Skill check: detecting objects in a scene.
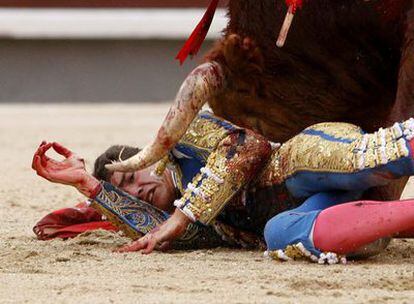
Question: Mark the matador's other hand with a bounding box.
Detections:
[117,209,191,254]
[32,141,100,197]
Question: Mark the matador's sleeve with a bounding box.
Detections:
[173,129,272,225]
[89,181,169,239]
[89,181,232,249]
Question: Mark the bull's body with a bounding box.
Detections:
[208,0,412,142]
[109,0,414,202]
[204,0,414,201]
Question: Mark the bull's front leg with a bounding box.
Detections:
[106,61,225,172]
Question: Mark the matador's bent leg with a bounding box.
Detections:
[106,62,225,172]
[313,199,414,255]
[264,193,414,264]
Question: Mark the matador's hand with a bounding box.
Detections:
[117,209,191,254]
[32,141,100,197]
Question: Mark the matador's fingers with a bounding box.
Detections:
[40,150,58,167]
[52,142,73,158]
[32,149,40,170]
[157,241,172,252]
[32,155,41,171]
[34,143,53,167]
[141,238,158,254]
[116,238,148,253]
[32,141,48,169]
[33,155,50,180]
[37,142,53,156]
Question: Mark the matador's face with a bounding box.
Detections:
[110,164,177,214]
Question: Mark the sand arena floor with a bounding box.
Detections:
[1,103,414,304]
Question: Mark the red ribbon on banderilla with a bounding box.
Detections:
[175,0,219,65]
[176,0,305,64]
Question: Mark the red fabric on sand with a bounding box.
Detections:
[33,202,117,240]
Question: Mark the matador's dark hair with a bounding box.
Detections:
[93,145,141,181]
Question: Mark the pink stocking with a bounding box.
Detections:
[313,199,414,254]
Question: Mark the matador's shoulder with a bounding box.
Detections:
[162,111,246,195]
[177,111,244,152]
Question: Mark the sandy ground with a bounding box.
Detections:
[1,103,414,304]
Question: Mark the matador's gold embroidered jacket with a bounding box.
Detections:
[167,112,413,241]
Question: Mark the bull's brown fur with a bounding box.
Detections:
[205,0,414,200]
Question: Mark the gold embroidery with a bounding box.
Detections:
[171,165,185,195]
[267,242,347,265]
[169,111,238,196]
[179,113,237,150]
[165,112,237,195]
[176,130,271,224]
[153,155,170,177]
[90,183,168,239]
[184,150,241,224]
[259,122,409,185]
